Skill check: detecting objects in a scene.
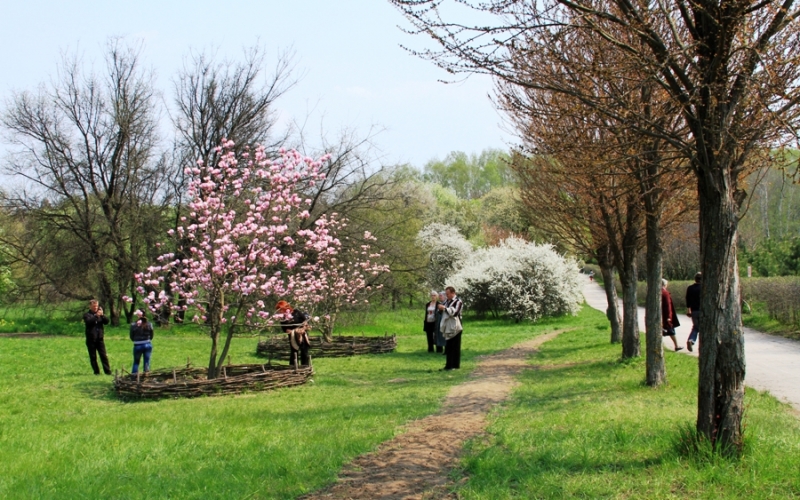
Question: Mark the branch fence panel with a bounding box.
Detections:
[256,334,397,359]
[113,362,313,400]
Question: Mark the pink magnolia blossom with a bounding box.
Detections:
[128,141,388,376]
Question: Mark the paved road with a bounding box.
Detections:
[583,277,800,413]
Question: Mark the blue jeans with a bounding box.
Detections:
[688,311,700,344]
[132,342,152,373]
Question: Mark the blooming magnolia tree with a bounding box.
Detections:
[449,237,582,322]
[130,141,385,378]
[416,223,473,289]
[288,222,388,340]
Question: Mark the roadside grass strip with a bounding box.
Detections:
[457,309,800,499]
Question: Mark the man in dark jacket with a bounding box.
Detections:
[685,272,702,352]
[83,300,111,375]
[276,300,311,367]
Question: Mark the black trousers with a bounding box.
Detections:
[86,337,111,374]
[425,327,436,352]
[290,342,310,366]
[444,332,462,369]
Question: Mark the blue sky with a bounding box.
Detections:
[0,1,513,170]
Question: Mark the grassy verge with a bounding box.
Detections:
[457,308,800,499]
[0,306,565,499]
[742,301,800,341]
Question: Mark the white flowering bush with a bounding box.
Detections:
[449,237,583,322]
[416,223,473,289]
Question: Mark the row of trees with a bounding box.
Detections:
[391,0,800,453]
[0,38,530,325]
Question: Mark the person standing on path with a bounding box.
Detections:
[439,286,463,370]
[661,280,683,352]
[83,300,111,375]
[685,272,702,352]
[435,291,447,355]
[129,312,154,374]
[423,291,441,353]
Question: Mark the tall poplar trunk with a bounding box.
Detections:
[597,245,622,343]
[618,257,640,358]
[644,211,666,386]
[599,265,622,343]
[696,171,745,452]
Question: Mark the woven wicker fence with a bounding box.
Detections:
[113,362,313,400]
[256,334,397,360]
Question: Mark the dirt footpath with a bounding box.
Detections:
[301,329,567,500]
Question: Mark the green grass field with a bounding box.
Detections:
[0,306,566,499]
[1,305,799,499]
[458,317,800,499]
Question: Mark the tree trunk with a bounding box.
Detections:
[618,257,640,358]
[207,300,224,379]
[696,173,746,452]
[644,211,666,386]
[598,263,622,343]
[207,328,220,379]
[323,310,337,342]
[216,324,236,376]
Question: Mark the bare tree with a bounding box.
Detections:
[513,150,625,344]
[159,46,296,322]
[1,39,171,325]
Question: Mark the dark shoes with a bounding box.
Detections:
[675,346,684,352]
[686,341,694,352]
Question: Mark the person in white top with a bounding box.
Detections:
[423,290,439,352]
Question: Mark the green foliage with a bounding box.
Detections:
[426,183,483,239]
[0,228,17,304]
[423,149,514,200]
[739,156,800,250]
[739,237,800,277]
[457,308,800,499]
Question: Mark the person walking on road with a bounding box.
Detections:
[661,280,683,352]
[83,300,112,375]
[685,272,702,352]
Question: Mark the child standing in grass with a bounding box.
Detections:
[129,312,154,374]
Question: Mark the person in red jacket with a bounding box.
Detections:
[661,279,683,352]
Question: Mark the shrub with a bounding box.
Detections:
[416,223,473,289]
[449,237,582,322]
[739,238,800,277]
[742,277,800,327]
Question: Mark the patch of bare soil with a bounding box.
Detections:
[301,329,570,500]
